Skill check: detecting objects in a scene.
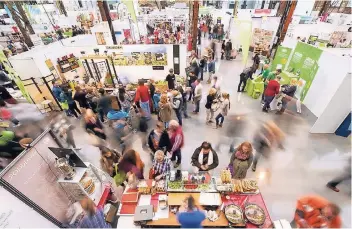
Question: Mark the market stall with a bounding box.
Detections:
[117,170,272,228]
[0,128,117,227]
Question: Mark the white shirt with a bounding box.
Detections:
[194,83,203,101]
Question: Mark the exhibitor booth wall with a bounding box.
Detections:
[270,40,351,135]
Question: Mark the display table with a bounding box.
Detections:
[280,71,299,85]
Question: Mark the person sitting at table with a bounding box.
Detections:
[229,142,253,179]
[150,150,171,181]
[177,195,206,228]
[191,141,219,174]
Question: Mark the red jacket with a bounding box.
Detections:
[264,80,280,97]
[135,85,150,103]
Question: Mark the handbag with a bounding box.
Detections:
[113,163,126,187]
[60,102,69,110]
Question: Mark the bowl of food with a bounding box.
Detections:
[244,203,266,225]
[224,204,244,225]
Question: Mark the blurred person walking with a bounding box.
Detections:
[60,87,81,118]
[78,197,111,228]
[168,120,184,168]
[73,86,89,109]
[83,109,106,140]
[291,195,341,228]
[135,80,151,118]
[193,79,203,114]
[177,196,206,228]
[326,157,351,193]
[97,88,112,122]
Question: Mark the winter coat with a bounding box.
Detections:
[148,129,171,153]
[158,102,172,122]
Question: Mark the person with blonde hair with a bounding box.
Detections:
[79,197,111,228]
[158,94,172,128]
[205,88,217,124]
[229,142,253,179]
[215,92,230,128]
[168,120,184,168]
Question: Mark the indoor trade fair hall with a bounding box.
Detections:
[0,0,350,228]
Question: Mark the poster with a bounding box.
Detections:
[251,28,274,53]
[271,46,292,71]
[286,42,322,101]
[112,45,167,66]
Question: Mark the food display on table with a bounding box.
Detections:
[220,169,232,184]
[245,203,266,225]
[167,180,184,191]
[138,180,155,194]
[224,204,244,225]
[155,180,166,192]
[205,210,219,222]
[154,80,168,92]
[80,176,96,195]
[232,179,259,194]
[215,177,233,192]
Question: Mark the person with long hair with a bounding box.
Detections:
[99,146,121,177]
[229,142,253,179]
[118,149,144,179]
[117,87,132,113]
[177,196,206,228]
[158,94,172,128]
[78,197,111,228]
[215,92,230,128]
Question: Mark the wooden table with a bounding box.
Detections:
[145,193,229,227]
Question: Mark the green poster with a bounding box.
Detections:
[0,51,32,103]
[287,42,322,101]
[271,46,292,71]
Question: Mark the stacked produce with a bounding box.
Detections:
[220,169,232,184]
[138,180,155,194]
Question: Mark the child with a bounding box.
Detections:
[215,93,230,128]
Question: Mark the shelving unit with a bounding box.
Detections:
[57,55,80,73]
[57,163,106,205]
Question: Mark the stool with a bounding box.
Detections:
[40,100,53,114]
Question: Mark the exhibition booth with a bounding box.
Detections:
[0,129,116,228]
[7,34,187,109]
[267,41,351,135]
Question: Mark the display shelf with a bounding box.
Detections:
[57,167,87,183]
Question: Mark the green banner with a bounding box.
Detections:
[232,19,252,65]
[0,51,32,103]
[271,46,292,71]
[287,42,322,101]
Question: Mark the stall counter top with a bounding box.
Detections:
[168,192,221,206]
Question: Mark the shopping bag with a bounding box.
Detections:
[113,164,126,187]
[60,102,69,110]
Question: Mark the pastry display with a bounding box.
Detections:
[215,177,233,192]
[232,179,259,193]
[224,204,244,225]
[137,180,155,194]
[245,204,266,225]
[220,169,232,184]
[155,180,166,192]
[80,177,95,195]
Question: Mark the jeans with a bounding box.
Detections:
[208,33,212,40]
[204,64,208,72]
[206,108,214,122]
[215,113,224,125]
[261,85,267,101]
[174,109,183,126]
[225,49,231,59]
[237,78,247,92]
[194,100,200,112]
[199,67,204,80]
[183,102,189,118]
[140,100,151,118]
[263,95,275,111]
[68,102,81,118]
[171,148,181,164]
[98,109,105,122]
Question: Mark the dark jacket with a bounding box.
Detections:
[148,129,171,153]
[282,84,297,97]
[205,94,214,109]
[240,67,253,80]
[191,147,219,171]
